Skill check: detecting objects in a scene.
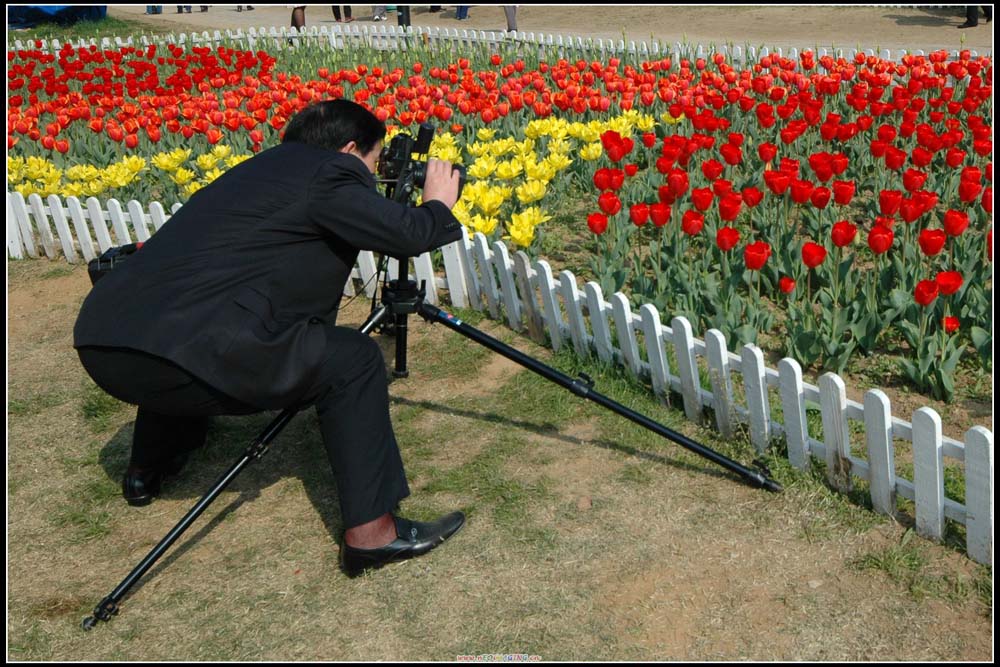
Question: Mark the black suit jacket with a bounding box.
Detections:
[74,141,464,408]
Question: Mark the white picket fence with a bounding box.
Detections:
[6,191,994,566]
[10,23,988,65]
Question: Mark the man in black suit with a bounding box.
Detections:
[74,100,466,576]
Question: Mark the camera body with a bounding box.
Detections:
[377,123,466,203]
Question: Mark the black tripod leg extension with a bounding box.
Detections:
[82,305,395,630]
[417,303,783,494]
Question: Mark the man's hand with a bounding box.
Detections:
[422,159,461,210]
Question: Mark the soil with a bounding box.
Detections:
[107,4,993,56]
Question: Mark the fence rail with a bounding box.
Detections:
[6,191,994,566]
[10,24,988,64]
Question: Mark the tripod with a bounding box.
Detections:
[82,250,782,630]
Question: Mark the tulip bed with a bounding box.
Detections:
[6,37,993,401]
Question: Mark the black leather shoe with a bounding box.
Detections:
[340,511,465,577]
[121,452,190,506]
[957,21,978,28]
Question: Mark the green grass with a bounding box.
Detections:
[80,381,128,433]
[10,16,174,42]
[8,389,71,417]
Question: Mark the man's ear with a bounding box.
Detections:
[339,140,359,155]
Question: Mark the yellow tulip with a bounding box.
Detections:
[467,155,498,180]
[507,220,535,248]
[63,182,86,198]
[210,144,232,160]
[65,165,101,182]
[170,168,196,186]
[225,154,252,168]
[544,153,573,171]
[494,160,523,180]
[196,154,220,171]
[470,213,499,236]
[525,160,556,182]
[466,140,490,158]
[579,142,603,161]
[202,168,225,184]
[515,179,546,204]
[8,156,26,183]
[184,181,204,197]
[151,152,178,172]
[475,185,511,216]
[476,127,496,142]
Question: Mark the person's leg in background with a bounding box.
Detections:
[503,5,517,31]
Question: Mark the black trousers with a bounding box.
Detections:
[966,5,992,24]
[77,325,410,529]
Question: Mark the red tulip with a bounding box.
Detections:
[918,229,947,256]
[763,170,791,195]
[641,132,656,148]
[716,226,740,252]
[779,276,796,294]
[650,202,671,227]
[681,210,705,236]
[942,209,969,237]
[712,179,733,198]
[587,212,609,235]
[598,192,622,216]
[884,146,906,170]
[757,142,778,162]
[789,179,815,205]
[831,220,857,247]
[914,279,939,307]
[959,179,982,203]
[942,316,960,334]
[744,241,772,270]
[982,187,993,214]
[718,193,743,221]
[867,225,894,254]
[899,198,924,224]
[935,270,963,295]
[810,186,831,209]
[629,203,649,227]
[723,185,753,210]
[702,159,724,181]
[879,189,903,215]
[719,142,742,165]
[902,169,928,192]
[802,242,827,269]
[667,169,689,196]
[124,133,139,149]
[624,164,638,177]
[946,148,967,168]
[827,181,855,207]
[691,187,714,211]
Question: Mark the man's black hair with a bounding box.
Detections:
[282,99,386,154]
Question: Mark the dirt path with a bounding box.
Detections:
[109,4,993,55]
[5,256,992,662]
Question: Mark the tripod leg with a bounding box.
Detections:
[417,303,782,493]
[83,306,397,630]
[82,408,296,629]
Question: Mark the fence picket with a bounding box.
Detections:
[457,235,482,311]
[964,426,993,565]
[473,233,500,319]
[639,304,671,404]
[493,242,522,331]
[513,251,545,344]
[864,390,896,516]
[705,329,735,439]
[671,316,703,423]
[559,271,589,357]
[106,199,133,245]
[356,250,378,298]
[126,200,152,242]
[778,358,810,470]
[584,282,613,364]
[535,260,564,352]
[7,194,25,259]
[27,194,58,259]
[9,193,38,258]
[414,250,438,305]
[610,293,641,377]
[149,201,170,232]
[440,238,469,309]
[45,195,79,263]
[819,373,853,492]
[85,197,114,252]
[742,344,771,453]
[913,408,945,541]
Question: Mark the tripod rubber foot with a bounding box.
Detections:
[81,616,98,631]
[763,478,783,493]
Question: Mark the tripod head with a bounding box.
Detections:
[376,122,466,204]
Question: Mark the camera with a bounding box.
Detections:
[377,122,466,203]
